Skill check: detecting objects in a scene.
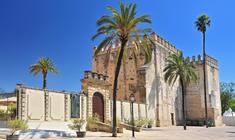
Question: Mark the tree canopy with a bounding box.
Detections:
[195,14,211,33]
[29,57,58,89]
[164,52,197,86]
[220,82,235,114]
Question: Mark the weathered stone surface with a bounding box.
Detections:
[92,32,222,127]
[16,85,73,121]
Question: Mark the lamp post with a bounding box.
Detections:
[130,93,135,138]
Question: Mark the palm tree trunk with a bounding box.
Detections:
[43,73,47,89]
[180,78,187,130]
[112,38,127,137]
[123,60,127,100]
[203,32,208,128]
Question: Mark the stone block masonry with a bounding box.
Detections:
[92,32,223,127]
[16,84,73,121]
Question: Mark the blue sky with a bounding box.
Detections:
[0,0,234,92]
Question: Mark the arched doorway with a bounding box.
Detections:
[92,92,104,122]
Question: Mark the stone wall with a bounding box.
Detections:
[186,55,223,126]
[91,32,222,127]
[81,71,110,122]
[16,82,148,125]
[16,84,71,121]
[142,39,183,127]
[122,101,131,121]
[110,100,147,122]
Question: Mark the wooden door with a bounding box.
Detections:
[92,92,104,122]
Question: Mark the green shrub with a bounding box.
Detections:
[7,103,16,119]
[198,120,204,126]
[192,120,198,126]
[124,118,130,125]
[123,118,147,127]
[186,120,192,126]
[69,119,86,132]
[0,103,17,120]
[135,118,147,127]
[106,117,121,127]
[116,118,121,127]
[186,120,210,126]
[0,109,7,120]
[8,119,28,135]
[148,119,154,126]
[208,120,215,127]
[87,113,100,131]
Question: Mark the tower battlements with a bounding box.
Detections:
[84,71,109,81]
[205,55,219,69]
[151,32,181,54]
[93,32,182,56]
[190,55,218,69]
[190,55,203,64]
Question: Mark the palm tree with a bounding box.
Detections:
[195,14,211,128]
[92,2,154,137]
[29,57,58,89]
[164,52,197,130]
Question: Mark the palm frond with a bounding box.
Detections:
[29,57,58,76]
[94,35,114,57]
[92,1,154,76]
[164,52,197,87]
[195,14,211,33]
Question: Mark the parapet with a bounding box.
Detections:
[84,70,109,81]
[151,32,181,54]
[190,55,218,69]
[190,55,203,64]
[205,55,219,68]
[16,84,78,94]
[93,44,118,57]
[93,32,181,56]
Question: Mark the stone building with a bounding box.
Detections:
[186,55,222,126]
[14,32,222,128]
[92,32,222,126]
[15,80,147,124]
[0,92,16,111]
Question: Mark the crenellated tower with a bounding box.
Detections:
[186,55,222,126]
[90,32,222,127]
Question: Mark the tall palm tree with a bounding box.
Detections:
[92,2,154,137]
[29,57,58,89]
[164,52,197,130]
[195,14,211,128]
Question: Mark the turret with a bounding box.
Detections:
[151,32,181,54]
[84,71,109,81]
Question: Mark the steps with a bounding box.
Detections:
[20,121,77,139]
[0,128,10,139]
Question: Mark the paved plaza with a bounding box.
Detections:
[1,126,232,140]
[47,126,235,140]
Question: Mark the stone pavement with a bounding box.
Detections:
[1,126,235,140]
[41,126,235,140]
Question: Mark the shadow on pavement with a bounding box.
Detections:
[227,131,235,134]
[142,128,163,131]
[20,129,75,139]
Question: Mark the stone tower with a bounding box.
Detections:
[92,43,146,102]
[186,55,222,126]
[91,32,222,127]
